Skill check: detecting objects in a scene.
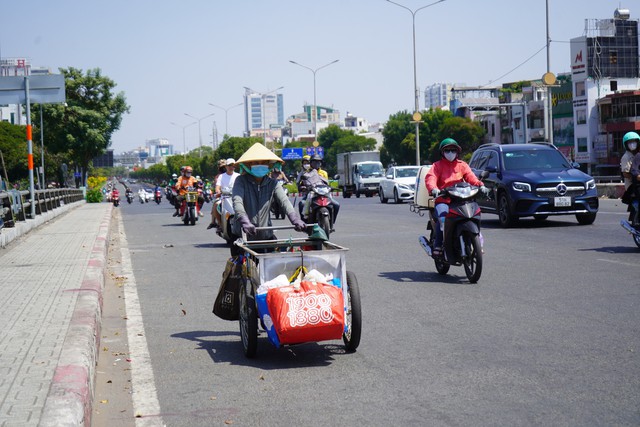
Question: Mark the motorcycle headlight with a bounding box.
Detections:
[314,186,331,196]
[586,179,595,190]
[512,181,531,192]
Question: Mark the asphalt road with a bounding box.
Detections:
[104,187,640,426]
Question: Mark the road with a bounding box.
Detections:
[96,187,640,426]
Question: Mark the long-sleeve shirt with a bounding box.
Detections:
[232,174,294,241]
[425,159,483,203]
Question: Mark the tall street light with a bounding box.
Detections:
[387,0,446,166]
[208,102,243,136]
[184,112,215,157]
[244,86,284,148]
[170,121,197,158]
[289,59,339,144]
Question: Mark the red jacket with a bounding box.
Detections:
[425,159,483,203]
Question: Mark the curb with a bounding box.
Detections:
[39,204,113,427]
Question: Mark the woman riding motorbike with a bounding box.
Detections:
[425,138,488,257]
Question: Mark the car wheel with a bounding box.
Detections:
[576,212,596,225]
[379,187,388,203]
[393,188,401,204]
[498,192,517,228]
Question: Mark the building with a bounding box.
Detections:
[570,8,640,171]
[450,86,503,145]
[424,82,458,110]
[243,88,284,142]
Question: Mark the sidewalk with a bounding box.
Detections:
[0,202,112,427]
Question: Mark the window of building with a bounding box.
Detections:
[610,80,618,91]
[577,137,588,152]
[576,109,587,125]
[491,123,495,137]
[609,50,618,64]
[575,81,586,97]
[514,118,521,130]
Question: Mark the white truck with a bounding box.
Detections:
[336,151,384,198]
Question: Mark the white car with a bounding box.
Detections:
[379,165,423,204]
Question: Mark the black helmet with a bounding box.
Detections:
[311,154,322,162]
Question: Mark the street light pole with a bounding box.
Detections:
[387,0,446,166]
[170,121,197,159]
[209,102,243,137]
[289,59,339,143]
[184,112,215,157]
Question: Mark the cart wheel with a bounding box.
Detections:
[239,278,258,358]
[343,271,362,353]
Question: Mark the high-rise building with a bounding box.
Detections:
[243,88,284,141]
[424,82,459,110]
[570,8,640,170]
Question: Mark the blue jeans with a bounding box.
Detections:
[433,203,449,248]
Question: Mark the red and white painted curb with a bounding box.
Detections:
[39,205,112,427]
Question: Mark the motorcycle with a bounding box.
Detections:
[180,186,199,226]
[112,192,120,207]
[302,184,335,239]
[154,189,162,204]
[126,191,134,204]
[203,187,213,203]
[418,182,483,283]
[620,199,640,248]
[215,187,236,244]
[270,180,289,220]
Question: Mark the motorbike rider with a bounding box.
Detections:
[621,132,639,191]
[125,187,132,198]
[425,138,488,257]
[231,143,306,253]
[208,158,240,230]
[298,154,340,226]
[111,187,120,201]
[173,166,204,217]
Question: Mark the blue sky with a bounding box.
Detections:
[1,0,625,153]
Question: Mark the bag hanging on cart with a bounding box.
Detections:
[213,256,244,320]
[267,280,344,345]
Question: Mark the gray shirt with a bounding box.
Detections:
[232,174,295,240]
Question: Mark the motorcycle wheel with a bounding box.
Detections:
[239,278,258,358]
[633,233,640,249]
[462,233,483,283]
[317,209,331,239]
[189,207,196,225]
[343,270,362,353]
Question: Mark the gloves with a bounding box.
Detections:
[480,185,490,195]
[237,215,256,236]
[287,212,307,232]
[431,188,440,198]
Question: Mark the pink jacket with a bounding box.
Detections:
[425,159,483,203]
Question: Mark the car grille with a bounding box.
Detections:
[535,182,585,197]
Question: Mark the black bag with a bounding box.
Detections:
[213,256,244,320]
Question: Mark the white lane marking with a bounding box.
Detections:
[118,215,165,427]
[597,258,640,268]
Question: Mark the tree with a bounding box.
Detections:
[0,122,29,184]
[428,116,486,163]
[34,67,129,187]
[215,136,262,165]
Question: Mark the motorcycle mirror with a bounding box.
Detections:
[480,170,490,180]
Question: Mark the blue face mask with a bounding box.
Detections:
[250,165,270,178]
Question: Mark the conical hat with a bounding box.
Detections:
[236,143,284,164]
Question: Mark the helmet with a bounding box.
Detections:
[195,175,200,180]
[217,159,226,168]
[302,155,311,162]
[172,173,177,178]
[311,154,322,162]
[185,166,193,173]
[439,138,461,153]
[623,131,640,148]
[180,166,186,172]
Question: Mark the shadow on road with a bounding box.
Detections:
[578,245,639,254]
[171,330,347,368]
[378,270,472,285]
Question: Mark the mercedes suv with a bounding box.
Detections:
[469,143,598,227]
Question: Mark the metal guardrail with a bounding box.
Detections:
[0,188,84,228]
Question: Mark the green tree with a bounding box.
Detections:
[34,67,129,187]
[0,122,29,184]
[215,136,262,165]
[324,134,376,176]
[428,116,486,163]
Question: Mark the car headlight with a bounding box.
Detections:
[586,179,595,190]
[512,181,531,192]
[398,184,411,190]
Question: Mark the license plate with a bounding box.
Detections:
[554,196,571,207]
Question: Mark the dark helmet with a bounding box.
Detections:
[439,138,461,153]
[311,154,323,162]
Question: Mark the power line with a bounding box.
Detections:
[481,44,547,88]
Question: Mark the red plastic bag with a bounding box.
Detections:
[267,281,344,345]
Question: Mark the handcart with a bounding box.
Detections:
[235,225,362,358]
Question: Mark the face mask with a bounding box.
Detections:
[186,173,192,177]
[250,165,270,178]
[628,142,637,151]
[444,152,457,162]
[303,163,310,170]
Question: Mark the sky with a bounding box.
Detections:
[0,0,628,154]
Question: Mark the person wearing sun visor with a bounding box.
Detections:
[231,143,306,251]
